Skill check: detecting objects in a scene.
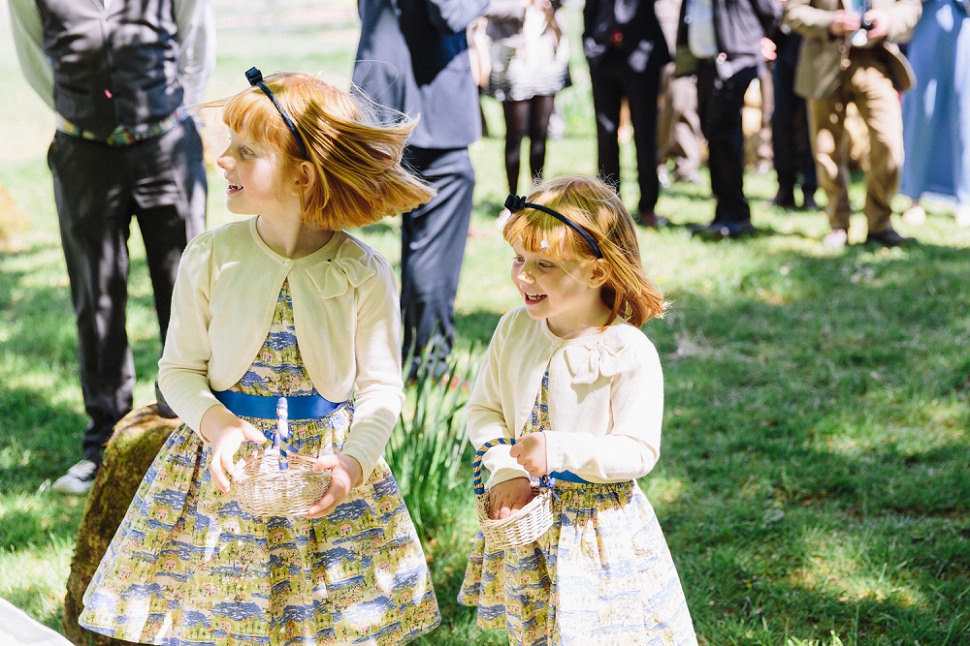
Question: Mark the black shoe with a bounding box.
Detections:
[866,228,916,248]
[769,189,796,208]
[155,381,178,419]
[637,212,670,228]
[691,221,756,240]
[801,193,819,211]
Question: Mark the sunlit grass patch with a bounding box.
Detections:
[791,527,923,608]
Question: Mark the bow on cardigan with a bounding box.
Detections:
[306,257,376,299]
[562,342,634,385]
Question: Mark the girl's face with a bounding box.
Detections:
[217,129,294,217]
[510,240,608,338]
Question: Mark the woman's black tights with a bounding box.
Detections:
[502,94,556,195]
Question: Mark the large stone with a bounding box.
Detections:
[61,405,180,646]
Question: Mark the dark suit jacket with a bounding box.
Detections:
[674,0,781,77]
[353,0,488,150]
[583,0,672,72]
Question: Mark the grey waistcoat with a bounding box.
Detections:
[37,0,184,138]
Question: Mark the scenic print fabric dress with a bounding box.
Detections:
[79,281,440,646]
[459,372,697,646]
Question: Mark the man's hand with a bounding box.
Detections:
[862,9,892,40]
[302,454,364,518]
[509,433,548,477]
[761,37,777,62]
[829,9,862,36]
[487,477,534,520]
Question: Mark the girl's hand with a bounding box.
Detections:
[302,454,364,518]
[509,433,548,477]
[488,477,534,520]
[200,406,267,494]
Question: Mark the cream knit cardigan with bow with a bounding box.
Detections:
[468,307,664,489]
[158,217,404,481]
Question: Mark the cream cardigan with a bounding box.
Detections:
[157,217,404,480]
[467,307,663,489]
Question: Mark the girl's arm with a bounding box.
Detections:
[331,255,405,488]
[466,314,531,488]
[157,232,226,433]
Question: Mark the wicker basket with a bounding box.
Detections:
[233,449,330,517]
[473,437,554,550]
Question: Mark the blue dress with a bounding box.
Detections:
[79,282,440,645]
[900,0,970,207]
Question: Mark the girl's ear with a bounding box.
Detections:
[587,259,610,288]
[291,160,316,196]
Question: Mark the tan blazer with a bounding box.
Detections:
[784,0,921,99]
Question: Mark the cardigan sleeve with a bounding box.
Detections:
[157,232,223,435]
[338,254,405,482]
[544,333,663,481]
[466,312,531,488]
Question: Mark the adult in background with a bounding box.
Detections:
[655,0,703,187]
[483,0,571,196]
[584,0,672,228]
[9,0,213,494]
[768,5,818,210]
[354,0,489,380]
[784,0,922,248]
[899,0,970,228]
[675,0,782,240]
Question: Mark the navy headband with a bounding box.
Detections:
[245,67,308,158]
[504,194,604,259]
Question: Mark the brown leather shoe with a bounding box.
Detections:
[866,228,916,248]
[637,212,670,228]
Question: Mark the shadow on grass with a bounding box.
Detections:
[646,242,970,644]
[0,242,169,490]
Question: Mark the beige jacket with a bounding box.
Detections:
[157,218,404,480]
[784,0,921,99]
[468,307,664,489]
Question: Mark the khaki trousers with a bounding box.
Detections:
[658,63,702,180]
[807,49,903,234]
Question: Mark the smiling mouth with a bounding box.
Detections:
[524,292,546,303]
[227,183,243,192]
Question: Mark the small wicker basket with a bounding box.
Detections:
[233,449,331,517]
[231,396,330,517]
[473,437,554,550]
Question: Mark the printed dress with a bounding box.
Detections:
[458,373,697,646]
[79,281,440,646]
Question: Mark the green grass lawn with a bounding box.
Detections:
[2,4,970,645]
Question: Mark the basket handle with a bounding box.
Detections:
[472,437,515,495]
[472,436,552,495]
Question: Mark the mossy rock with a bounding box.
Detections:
[62,405,181,646]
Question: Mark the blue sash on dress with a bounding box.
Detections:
[213,390,345,421]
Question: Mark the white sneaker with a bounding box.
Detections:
[822,228,848,249]
[956,206,970,228]
[52,459,99,495]
[902,204,926,225]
